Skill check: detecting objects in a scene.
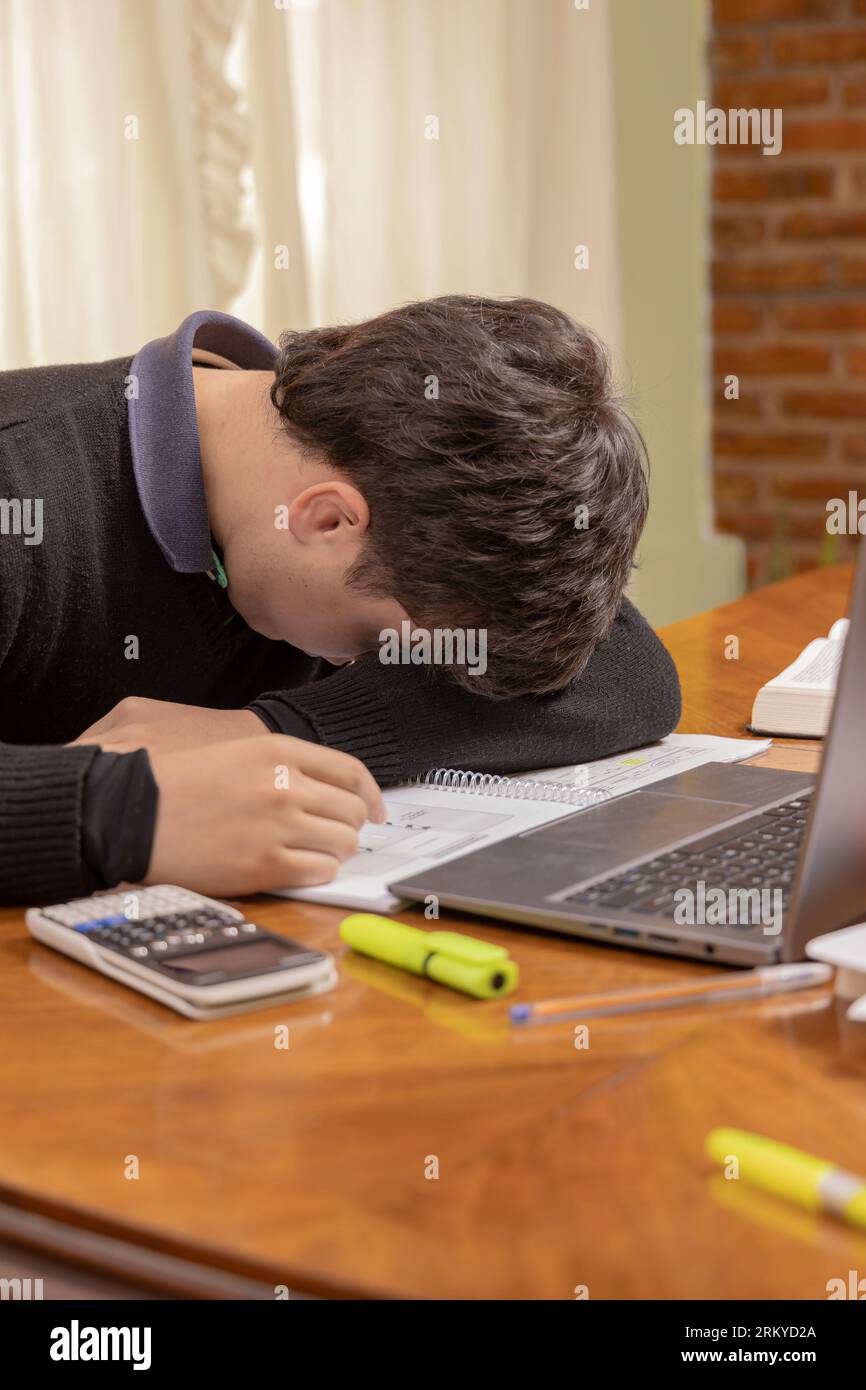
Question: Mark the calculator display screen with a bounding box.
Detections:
[162,939,314,979]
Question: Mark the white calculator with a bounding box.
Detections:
[26,885,337,1019]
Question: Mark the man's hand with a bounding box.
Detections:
[146,735,387,896]
[71,697,267,756]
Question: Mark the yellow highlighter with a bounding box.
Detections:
[706,1127,866,1231]
[339,914,518,1000]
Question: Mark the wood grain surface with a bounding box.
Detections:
[0,563,862,1299]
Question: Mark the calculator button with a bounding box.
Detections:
[151,941,168,953]
[145,915,179,933]
[221,926,239,937]
[131,946,149,958]
[71,914,128,933]
[241,923,257,934]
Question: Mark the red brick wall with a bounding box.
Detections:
[710,0,866,586]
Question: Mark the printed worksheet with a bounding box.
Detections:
[274,733,771,913]
[524,733,772,797]
[276,787,587,912]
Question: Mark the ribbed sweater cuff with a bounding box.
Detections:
[248,667,404,785]
[0,743,100,905]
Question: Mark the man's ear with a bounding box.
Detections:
[288,480,370,546]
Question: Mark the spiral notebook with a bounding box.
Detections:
[275,733,769,914]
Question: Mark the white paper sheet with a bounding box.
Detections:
[273,733,771,914]
[523,732,772,795]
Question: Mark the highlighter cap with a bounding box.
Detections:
[425,949,519,1000]
[340,915,518,999]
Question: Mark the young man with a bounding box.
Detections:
[0,296,680,905]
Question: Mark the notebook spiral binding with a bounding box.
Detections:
[414,768,610,806]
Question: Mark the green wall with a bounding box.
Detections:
[610,0,743,625]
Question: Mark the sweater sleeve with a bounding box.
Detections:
[0,742,102,905]
[247,597,682,786]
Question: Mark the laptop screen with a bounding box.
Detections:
[786,538,866,960]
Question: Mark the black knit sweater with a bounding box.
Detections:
[0,356,681,904]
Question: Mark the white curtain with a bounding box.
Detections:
[241,0,624,359]
[1,0,621,370]
[313,0,623,358]
[0,0,308,366]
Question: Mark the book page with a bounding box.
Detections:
[766,638,843,691]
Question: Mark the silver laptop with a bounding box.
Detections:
[391,541,866,966]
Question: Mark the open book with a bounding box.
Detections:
[274,733,770,914]
[750,618,848,739]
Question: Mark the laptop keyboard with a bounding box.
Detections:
[561,793,812,923]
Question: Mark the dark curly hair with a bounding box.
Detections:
[270,295,649,698]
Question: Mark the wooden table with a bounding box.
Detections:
[1,563,863,1300]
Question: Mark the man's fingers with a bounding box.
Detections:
[289,741,386,821]
[274,848,344,889]
[291,775,371,831]
[283,811,360,863]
